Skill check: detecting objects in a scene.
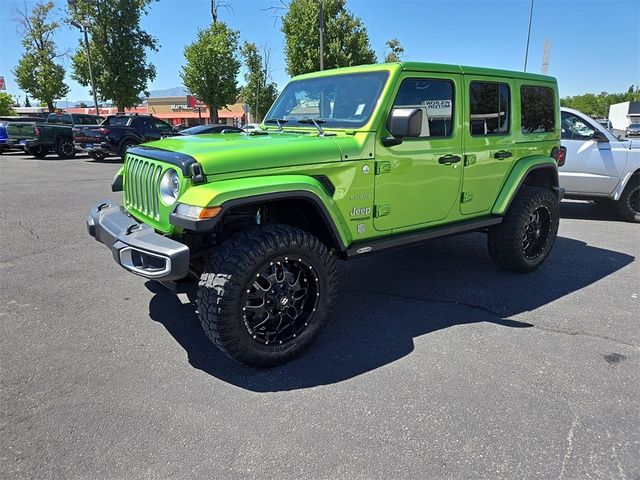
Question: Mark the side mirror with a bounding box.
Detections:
[382,108,423,147]
[593,130,609,143]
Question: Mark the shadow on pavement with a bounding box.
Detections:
[147,234,634,391]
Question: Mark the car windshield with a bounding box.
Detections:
[629,123,640,128]
[266,71,389,129]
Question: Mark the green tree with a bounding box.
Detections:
[69,0,158,111]
[181,22,240,123]
[12,1,69,112]
[0,92,16,115]
[384,38,404,63]
[240,42,278,123]
[560,87,640,118]
[281,0,376,76]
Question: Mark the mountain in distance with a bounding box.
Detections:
[146,87,189,98]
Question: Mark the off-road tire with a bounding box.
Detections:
[488,186,559,273]
[119,140,135,159]
[26,146,48,158]
[55,137,76,159]
[197,224,338,367]
[617,175,640,223]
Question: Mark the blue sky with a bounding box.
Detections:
[0,0,638,104]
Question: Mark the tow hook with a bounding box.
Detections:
[97,201,111,212]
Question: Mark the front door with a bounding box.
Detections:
[461,76,516,215]
[374,74,463,231]
[560,110,622,195]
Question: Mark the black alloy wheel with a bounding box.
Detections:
[56,138,76,159]
[522,206,552,260]
[242,257,320,346]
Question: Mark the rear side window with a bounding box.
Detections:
[520,85,555,133]
[106,116,131,127]
[469,81,510,135]
[392,78,454,138]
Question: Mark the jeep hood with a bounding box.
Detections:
[143,132,347,176]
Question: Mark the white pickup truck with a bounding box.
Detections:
[560,107,640,222]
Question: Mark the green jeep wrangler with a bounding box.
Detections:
[87,62,564,367]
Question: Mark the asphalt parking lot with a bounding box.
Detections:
[1,151,639,479]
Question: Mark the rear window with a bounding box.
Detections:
[520,85,555,134]
[105,116,131,127]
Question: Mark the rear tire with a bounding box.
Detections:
[197,224,337,367]
[488,186,559,273]
[616,175,640,223]
[55,138,76,159]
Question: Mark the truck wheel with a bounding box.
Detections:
[56,138,76,159]
[119,140,135,159]
[616,175,640,222]
[197,224,337,367]
[27,146,48,158]
[488,186,559,273]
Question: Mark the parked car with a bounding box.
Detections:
[179,124,243,136]
[6,112,103,158]
[74,114,176,160]
[242,123,264,133]
[560,107,640,222]
[0,116,46,154]
[626,123,640,137]
[87,62,564,367]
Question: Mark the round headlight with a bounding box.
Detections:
[160,169,180,205]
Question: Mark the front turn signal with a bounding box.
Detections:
[199,206,221,219]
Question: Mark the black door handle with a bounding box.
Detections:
[438,154,462,165]
[494,150,513,159]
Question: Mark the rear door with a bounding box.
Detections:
[461,76,515,215]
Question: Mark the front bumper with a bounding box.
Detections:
[86,200,190,281]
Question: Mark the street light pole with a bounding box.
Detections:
[523,0,534,72]
[81,23,100,114]
[69,0,99,114]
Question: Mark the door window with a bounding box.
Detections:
[154,119,173,132]
[469,81,510,135]
[561,111,595,140]
[137,117,155,130]
[392,78,454,138]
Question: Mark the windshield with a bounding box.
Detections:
[266,71,389,129]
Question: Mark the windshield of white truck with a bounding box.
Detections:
[266,71,389,129]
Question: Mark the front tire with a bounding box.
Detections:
[119,140,135,159]
[616,175,640,223]
[26,146,48,158]
[197,224,337,367]
[488,186,559,272]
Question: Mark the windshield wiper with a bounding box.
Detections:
[264,118,288,132]
[298,118,326,136]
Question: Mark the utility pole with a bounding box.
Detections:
[523,0,534,72]
[319,0,324,70]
